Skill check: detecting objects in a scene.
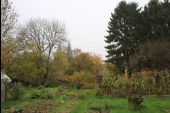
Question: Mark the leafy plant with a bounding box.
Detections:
[78,93,87,100]
[12,107,23,113]
[128,96,143,110]
[9,82,24,100]
[30,88,53,99]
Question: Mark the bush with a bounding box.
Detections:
[88,104,105,112]
[81,83,95,89]
[96,88,104,97]
[37,85,45,90]
[30,92,40,99]
[11,106,23,113]
[9,82,24,100]
[78,93,87,100]
[40,89,53,99]
[64,71,94,90]
[129,41,170,71]
[127,77,144,110]
[58,86,64,93]
[30,88,53,99]
[65,92,78,99]
[128,95,143,110]
[88,103,111,113]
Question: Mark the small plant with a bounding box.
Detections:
[40,89,53,99]
[37,85,45,90]
[88,101,116,113]
[65,92,78,99]
[88,104,105,111]
[78,93,87,100]
[30,88,53,99]
[30,92,40,99]
[58,86,64,93]
[128,95,143,110]
[96,88,104,97]
[88,103,109,113]
[10,106,23,113]
[127,78,144,110]
[9,82,24,100]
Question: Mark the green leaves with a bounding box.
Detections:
[105,0,170,72]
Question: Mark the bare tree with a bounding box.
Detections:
[1,0,18,44]
[17,18,67,85]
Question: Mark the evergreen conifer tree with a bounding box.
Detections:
[105,1,142,70]
[66,41,73,63]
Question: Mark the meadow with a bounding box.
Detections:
[1,87,170,113]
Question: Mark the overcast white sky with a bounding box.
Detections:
[12,0,150,60]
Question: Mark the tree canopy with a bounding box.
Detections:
[105,0,170,72]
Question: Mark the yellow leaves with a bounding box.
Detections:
[64,71,93,86]
[1,48,9,64]
[72,52,102,74]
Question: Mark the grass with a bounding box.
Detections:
[1,87,170,113]
[70,92,170,113]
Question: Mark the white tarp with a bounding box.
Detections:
[1,72,11,102]
[1,72,11,83]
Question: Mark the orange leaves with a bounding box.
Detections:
[1,48,10,65]
[72,52,102,74]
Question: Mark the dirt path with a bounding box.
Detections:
[165,109,170,113]
[57,101,76,113]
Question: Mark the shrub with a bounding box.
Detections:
[64,71,94,90]
[37,85,45,90]
[88,103,111,113]
[9,82,24,100]
[127,77,144,110]
[96,88,104,97]
[11,107,23,113]
[30,88,53,99]
[30,92,40,99]
[88,104,105,112]
[129,41,170,71]
[40,89,53,99]
[58,86,64,93]
[128,95,143,110]
[78,93,87,100]
[81,83,95,89]
[65,92,78,99]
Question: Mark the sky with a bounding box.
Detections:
[12,0,150,60]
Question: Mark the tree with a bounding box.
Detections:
[129,40,170,71]
[105,0,170,73]
[1,0,18,44]
[105,1,143,71]
[72,48,81,57]
[72,52,102,74]
[142,0,170,41]
[1,0,18,69]
[17,18,67,85]
[64,71,93,89]
[66,41,73,63]
[51,48,69,80]
[4,51,47,86]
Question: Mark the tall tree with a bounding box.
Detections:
[105,1,143,70]
[1,0,18,71]
[72,48,81,57]
[66,41,73,63]
[142,0,170,41]
[17,18,67,85]
[72,52,102,74]
[1,0,17,44]
[50,48,69,82]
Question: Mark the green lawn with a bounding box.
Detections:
[1,87,170,113]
